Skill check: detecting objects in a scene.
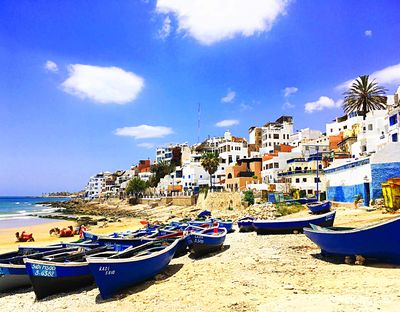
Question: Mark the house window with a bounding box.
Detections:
[344,125,347,129]
[314,177,321,183]
[295,178,300,183]
[392,133,398,142]
[274,163,279,168]
[389,114,398,126]
[228,156,232,163]
[303,178,307,182]
[368,124,373,131]
[273,134,279,139]
[269,134,271,138]
[307,190,313,195]
[200,175,202,178]
[188,175,191,179]
[269,142,271,146]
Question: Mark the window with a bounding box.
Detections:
[269,134,271,139]
[269,142,272,146]
[392,133,398,142]
[273,134,279,139]
[344,125,347,129]
[314,177,321,183]
[274,162,279,168]
[303,178,307,182]
[200,175,203,178]
[368,124,373,131]
[307,190,313,195]
[228,156,232,163]
[295,178,300,183]
[389,114,398,126]
[330,129,333,132]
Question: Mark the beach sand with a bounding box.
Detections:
[1,207,400,311]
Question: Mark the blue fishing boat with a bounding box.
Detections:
[185,227,227,257]
[214,219,234,233]
[253,210,336,235]
[306,201,332,214]
[237,216,255,232]
[0,246,81,292]
[304,215,400,264]
[197,210,212,218]
[285,197,318,205]
[24,245,110,299]
[87,239,179,299]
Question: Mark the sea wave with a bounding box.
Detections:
[0,207,64,220]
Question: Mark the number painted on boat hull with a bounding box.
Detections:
[98,266,115,275]
[31,263,57,277]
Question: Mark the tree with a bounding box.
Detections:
[201,151,219,189]
[125,177,147,197]
[243,190,254,205]
[148,160,175,188]
[343,75,387,120]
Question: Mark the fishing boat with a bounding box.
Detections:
[306,201,332,214]
[304,215,400,264]
[253,210,336,235]
[87,239,179,299]
[185,226,227,257]
[0,246,80,292]
[285,197,318,205]
[237,216,255,232]
[24,245,110,299]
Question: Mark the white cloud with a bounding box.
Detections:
[239,102,253,111]
[221,89,236,103]
[137,142,156,149]
[61,64,144,104]
[364,30,372,37]
[45,60,58,72]
[283,86,298,97]
[215,119,239,127]
[156,0,289,45]
[336,63,400,90]
[304,96,342,113]
[114,125,173,139]
[282,101,295,109]
[159,16,172,40]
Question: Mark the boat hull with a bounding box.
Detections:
[238,218,255,232]
[186,228,227,257]
[24,260,93,299]
[88,241,179,299]
[253,211,336,235]
[304,216,400,264]
[307,201,332,214]
[0,265,30,292]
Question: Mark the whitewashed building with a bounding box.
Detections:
[290,128,322,147]
[260,116,293,153]
[84,172,106,199]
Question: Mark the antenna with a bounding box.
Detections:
[197,102,201,143]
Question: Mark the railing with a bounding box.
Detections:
[278,169,318,177]
[237,171,255,177]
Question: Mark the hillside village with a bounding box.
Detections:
[84,86,400,208]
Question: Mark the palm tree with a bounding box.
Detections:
[343,75,387,120]
[201,152,220,190]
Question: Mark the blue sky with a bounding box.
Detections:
[1,0,399,195]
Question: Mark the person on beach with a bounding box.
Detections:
[15,231,35,242]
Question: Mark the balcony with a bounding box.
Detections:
[278,169,318,177]
[237,171,255,178]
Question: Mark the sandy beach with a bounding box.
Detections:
[1,206,400,312]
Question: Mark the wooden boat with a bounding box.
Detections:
[87,239,179,299]
[237,216,255,232]
[253,211,336,235]
[0,246,80,292]
[24,246,110,299]
[306,201,332,214]
[304,216,400,264]
[285,197,318,205]
[185,227,227,257]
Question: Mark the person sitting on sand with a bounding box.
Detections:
[59,225,74,237]
[15,231,35,242]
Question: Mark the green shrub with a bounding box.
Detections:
[243,190,255,205]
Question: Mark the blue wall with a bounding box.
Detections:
[327,183,366,204]
[371,162,400,199]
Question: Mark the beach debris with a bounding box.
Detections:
[283,284,295,290]
[344,256,354,265]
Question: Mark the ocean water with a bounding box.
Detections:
[0,196,70,228]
